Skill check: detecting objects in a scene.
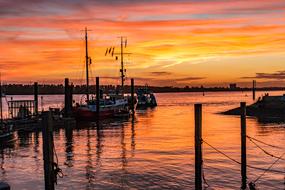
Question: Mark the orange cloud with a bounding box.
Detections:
[0,0,285,86]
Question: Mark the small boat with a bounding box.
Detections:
[73,28,130,121]
[136,86,157,109]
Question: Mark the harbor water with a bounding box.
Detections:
[0,91,284,189]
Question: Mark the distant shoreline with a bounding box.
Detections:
[1,84,284,95]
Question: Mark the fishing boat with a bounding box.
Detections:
[136,85,157,109]
[73,28,130,121]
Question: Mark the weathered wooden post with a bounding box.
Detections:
[240,102,247,189]
[42,111,55,190]
[252,80,256,101]
[0,82,3,127]
[64,78,73,117]
[34,82,38,115]
[195,104,202,190]
[96,77,100,119]
[131,78,135,115]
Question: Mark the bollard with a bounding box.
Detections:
[194,104,202,190]
[42,111,55,190]
[240,102,247,189]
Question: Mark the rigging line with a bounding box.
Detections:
[253,153,285,183]
[202,139,241,165]
[202,139,285,174]
[248,137,285,161]
[247,135,283,149]
[246,164,285,174]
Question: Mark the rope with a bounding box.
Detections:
[202,162,210,189]
[202,139,241,165]
[248,137,285,161]
[202,139,285,174]
[247,135,283,149]
[201,140,210,189]
[53,141,63,184]
[250,153,285,186]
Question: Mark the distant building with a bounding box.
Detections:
[229,83,237,89]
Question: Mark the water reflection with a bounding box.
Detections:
[0,92,284,189]
[33,132,40,171]
[86,128,93,186]
[17,131,32,147]
[0,149,5,175]
[131,117,136,158]
[64,127,73,167]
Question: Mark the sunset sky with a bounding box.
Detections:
[0,0,285,87]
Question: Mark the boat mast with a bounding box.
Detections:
[85,27,90,102]
[120,36,125,89]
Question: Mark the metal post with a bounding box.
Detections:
[42,111,55,190]
[131,78,135,115]
[34,82,38,115]
[96,77,100,119]
[252,80,256,100]
[240,102,247,189]
[195,104,202,190]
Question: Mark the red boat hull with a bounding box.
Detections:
[73,106,129,121]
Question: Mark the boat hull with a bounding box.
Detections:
[73,105,130,121]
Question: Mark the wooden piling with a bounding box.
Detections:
[96,77,100,119]
[252,80,256,100]
[64,78,73,117]
[0,82,3,127]
[42,111,55,190]
[240,102,247,189]
[194,104,202,190]
[34,82,38,115]
[131,78,135,115]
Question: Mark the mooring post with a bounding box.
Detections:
[42,111,55,190]
[240,102,247,189]
[34,82,38,115]
[194,104,202,190]
[96,77,100,119]
[252,80,256,101]
[64,78,73,117]
[0,82,3,128]
[131,78,135,115]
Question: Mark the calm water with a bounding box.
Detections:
[0,92,284,190]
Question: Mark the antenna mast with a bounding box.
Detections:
[105,36,131,92]
[120,37,125,88]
